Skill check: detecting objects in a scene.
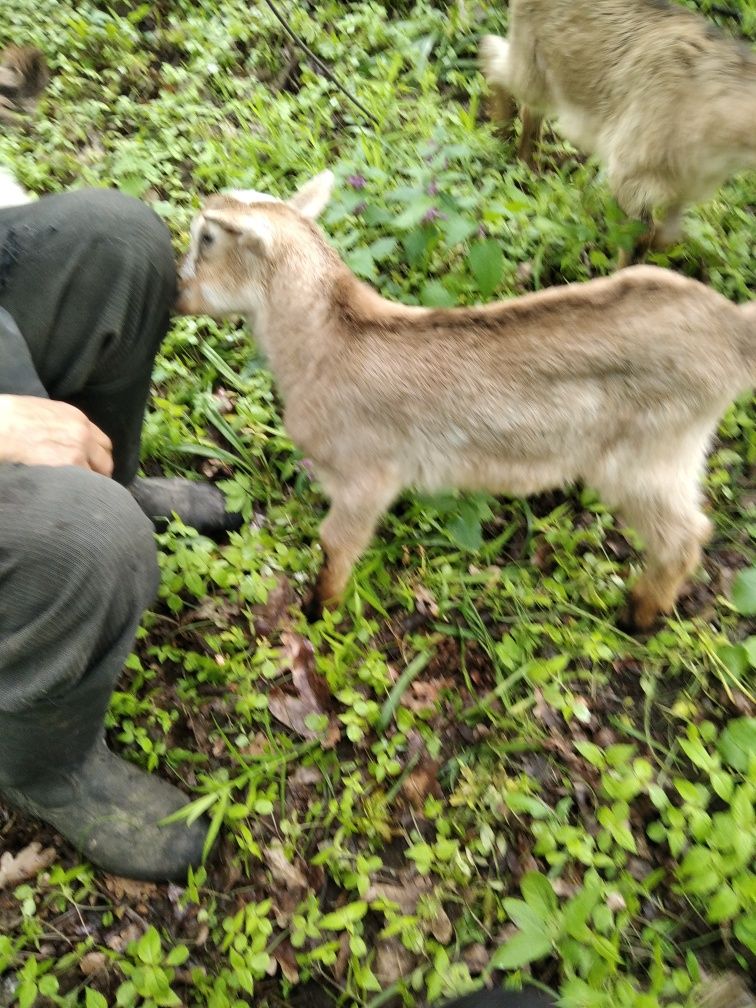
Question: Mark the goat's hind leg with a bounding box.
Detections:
[618,484,711,631]
[479,36,518,139]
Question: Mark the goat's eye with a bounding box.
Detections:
[199,230,214,251]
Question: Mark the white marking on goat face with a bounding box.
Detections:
[176,206,273,320]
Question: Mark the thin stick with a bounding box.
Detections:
[261,0,379,124]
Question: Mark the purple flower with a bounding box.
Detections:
[422,207,446,223]
[347,174,366,190]
[427,180,439,196]
[353,200,367,216]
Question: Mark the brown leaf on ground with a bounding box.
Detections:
[273,938,300,984]
[289,765,323,790]
[366,877,432,914]
[265,841,308,892]
[413,583,439,617]
[239,732,270,758]
[428,905,453,944]
[0,842,56,889]
[268,632,340,746]
[79,951,108,976]
[401,758,443,812]
[265,841,310,927]
[401,677,453,715]
[551,877,580,899]
[374,937,416,986]
[105,923,142,953]
[251,576,296,638]
[213,386,236,414]
[334,930,350,981]
[103,874,158,907]
[191,596,242,627]
[462,942,490,975]
[698,973,755,1008]
[400,732,443,813]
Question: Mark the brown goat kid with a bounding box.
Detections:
[480,0,756,265]
[177,172,756,629]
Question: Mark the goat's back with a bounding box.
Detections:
[290,267,749,494]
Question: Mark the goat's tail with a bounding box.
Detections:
[479,34,511,90]
[741,302,756,386]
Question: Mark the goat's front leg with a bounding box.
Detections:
[651,203,684,251]
[306,472,400,620]
[617,209,655,269]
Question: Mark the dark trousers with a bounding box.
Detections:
[0,190,174,778]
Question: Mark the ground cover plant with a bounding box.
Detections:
[0,1,754,1006]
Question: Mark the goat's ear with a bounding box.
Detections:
[287,170,335,219]
[203,209,272,256]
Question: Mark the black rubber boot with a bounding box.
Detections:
[128,476,243,536]
[0,696,208,882]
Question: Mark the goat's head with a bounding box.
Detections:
[176,170,336,324]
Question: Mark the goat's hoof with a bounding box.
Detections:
[618,594,661,635]
[302,591,324,624]
[616,606,641,635]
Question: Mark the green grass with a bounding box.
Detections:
[0,2,754,1007]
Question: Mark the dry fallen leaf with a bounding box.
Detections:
[698,973,755,1008]
[268,632,340,747]
[428,905,453,944]
[413,583,439,617]
[265,841,308,892]
[0,842,56,889]
[401,757,442,812]
[103,874,158,906]
[289,765,323,790]
[334,930,350,981]
[401,677,453,715]
[250,576,296,638]
[272,939,300,984]
[105,923,142,953]
[79,951,108,976]
[366,877,432,915]
[462,942,490,975]
[265,840,310,927]
[213,386,236,414]
[373,937,416,986]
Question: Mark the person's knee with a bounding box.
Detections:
[65,468,158,598]
[52,188,176,306]
[28,466,159,610]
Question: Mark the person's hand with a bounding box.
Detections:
[0,394,113,476]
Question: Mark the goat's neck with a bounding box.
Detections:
[251,278,338,402]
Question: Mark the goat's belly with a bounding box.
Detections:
[412,449,574,499]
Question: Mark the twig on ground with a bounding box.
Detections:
[261,0,379,124]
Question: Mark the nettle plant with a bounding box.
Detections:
[114,926,189,1008]
[648,718,756,950]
